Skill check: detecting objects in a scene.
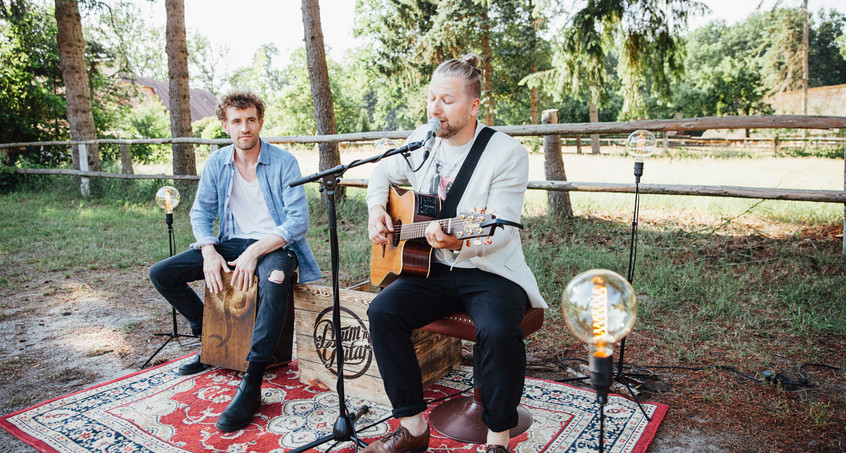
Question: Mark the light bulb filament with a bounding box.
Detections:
[165,191,172,213]
[589,277,608,340]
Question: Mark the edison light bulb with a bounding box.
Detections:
[626,130,656,160]
[155,186,181,214]
[374,138,397,153]
[561,269,637,359]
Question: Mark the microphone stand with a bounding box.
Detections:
[142,211,197,369]
[288,139,427,452]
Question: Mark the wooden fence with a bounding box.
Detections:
[3,114,846,251]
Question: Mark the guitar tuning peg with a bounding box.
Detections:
[465,239,471,247]
[476,228,483,234]
[471,207,477,213]
[473,238,482,246]
[480,208,486,214]
[489,208,496,215]
[459,214,465,220]
[484,237,493,245]
[457,231,464,237]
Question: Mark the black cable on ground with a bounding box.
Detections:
[552,355,843,392]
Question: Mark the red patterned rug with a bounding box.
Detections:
[1,357,666,452]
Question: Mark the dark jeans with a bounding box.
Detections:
[366,263,528,433]
[148,238,298,364]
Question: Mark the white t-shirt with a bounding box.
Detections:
[419,139,476,267]
[229,168,277,240]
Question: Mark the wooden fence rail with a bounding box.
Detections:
[4,114,846,252]
[15,169,846,204]
[1,115,844,149]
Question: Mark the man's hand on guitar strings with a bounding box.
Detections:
[368,205,394,245]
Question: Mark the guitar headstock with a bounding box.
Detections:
[448,210,496,241]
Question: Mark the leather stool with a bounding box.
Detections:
[421,307,544,444]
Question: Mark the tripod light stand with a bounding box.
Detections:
[561,269,638,453]
[142,186,197,369]
[615,130,656,386]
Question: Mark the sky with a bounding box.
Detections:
[141,0,844,72]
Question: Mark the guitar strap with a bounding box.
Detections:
[437,126,496,219]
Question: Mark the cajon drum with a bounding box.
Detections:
[200,272,297,371]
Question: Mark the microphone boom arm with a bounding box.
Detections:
[289,139,426,188]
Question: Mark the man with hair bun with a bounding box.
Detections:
[365,55,547,453]
[148,90,320,432]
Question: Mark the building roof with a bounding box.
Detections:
[133,77,219,122]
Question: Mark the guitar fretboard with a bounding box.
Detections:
[392,218,473,241]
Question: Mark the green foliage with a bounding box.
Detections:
[354,0,549,127]
[111,102,172,163]
[529,0,706,120]
[85,1,230,95]
[193,116,227,140]
[261,47,375,135]
[0,1,67,165]
[808,9,846,87]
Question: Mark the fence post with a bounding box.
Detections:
[576,134,582,154]
[542,109,572,217]
[78,143,90,197]
[663,133,669,154]
[119,143,133,174]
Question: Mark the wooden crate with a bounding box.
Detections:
[293,284,461,407]
[201,272,295,372]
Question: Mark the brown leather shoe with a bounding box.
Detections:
[362,424,430,453]
[485,445,509,453]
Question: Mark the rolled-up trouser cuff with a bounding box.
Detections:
[391,402,428,420]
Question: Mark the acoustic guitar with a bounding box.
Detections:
[370,186,506,287]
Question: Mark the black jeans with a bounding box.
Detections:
[148,238,298,364]
[366,263,528,433]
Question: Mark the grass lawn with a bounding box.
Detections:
[1,152,844,451]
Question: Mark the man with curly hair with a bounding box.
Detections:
[149,90,320,432]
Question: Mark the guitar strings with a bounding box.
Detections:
[390,219,477,240]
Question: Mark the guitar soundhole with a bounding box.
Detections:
[392,221,401,247]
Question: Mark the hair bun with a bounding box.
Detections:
[461,53,481,69]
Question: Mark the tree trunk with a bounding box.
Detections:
[301,0,343,200]
[530,64,539,124]
[589,96,600,155]
[166,0,196,176]
[119,143,134,174]
[542,109,572,218]
[802,0,809,117]
[54,0,100,171]
[481,9,494,126]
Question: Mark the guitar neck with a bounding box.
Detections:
[397,218,467,240]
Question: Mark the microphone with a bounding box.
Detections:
[422,118,441,157]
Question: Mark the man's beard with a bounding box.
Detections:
[438,116,469,140]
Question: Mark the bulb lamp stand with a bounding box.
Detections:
[589,354,614,453]
[614,161,651,420]
[286,138,429,452]
[142,212,198,369]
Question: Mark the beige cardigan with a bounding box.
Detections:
[366,120,547,309]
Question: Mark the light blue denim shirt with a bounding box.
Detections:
[189,139,322,283]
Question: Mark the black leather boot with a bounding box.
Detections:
[215,373,263,432]
[177,352,211,375]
